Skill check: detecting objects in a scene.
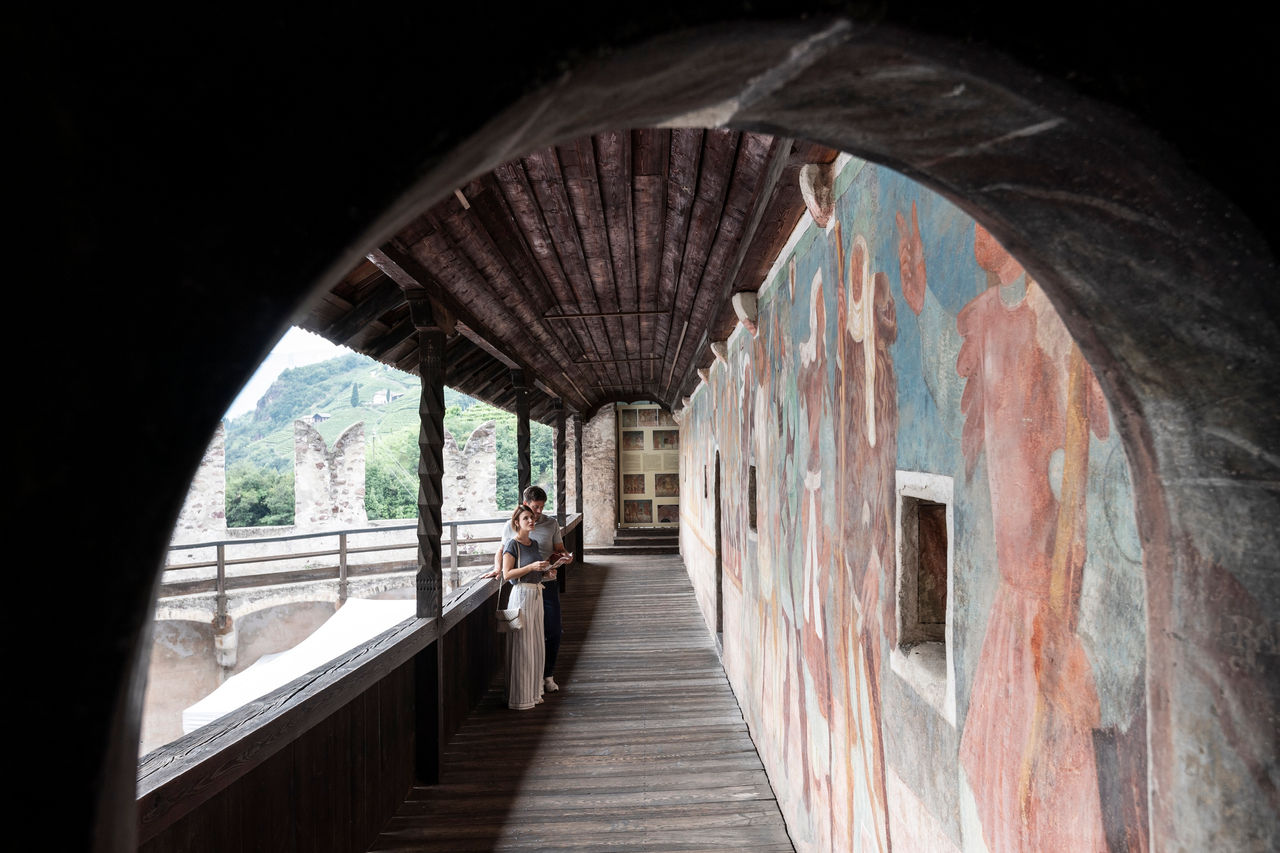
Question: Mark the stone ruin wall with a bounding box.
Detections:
[294,420,368,528]
[171,423,227,540]
[170,417,501,544]
[442,421,498,520]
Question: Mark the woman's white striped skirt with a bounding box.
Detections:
[505,582,545,710]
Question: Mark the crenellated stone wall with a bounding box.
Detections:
[171,423,227,539]
[443,421,498,519]
[294,420,368,528]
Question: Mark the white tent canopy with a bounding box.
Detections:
[183,598,417,734]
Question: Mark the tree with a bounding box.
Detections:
[366,430,419,520]
[225,464,295,527]
[366,457,417,519]
[350,382,360,407]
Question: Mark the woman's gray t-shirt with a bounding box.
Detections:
[503,538,543,583]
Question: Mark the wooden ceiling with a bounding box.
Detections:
[298,128,837,423]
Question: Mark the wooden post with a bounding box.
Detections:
[407,289,445,785]
[574,413,584,564]
[214,543,227,624]
[338,532,349,604]
[554,399,566,525]
[512,369,531,497]
[449,523,459,591]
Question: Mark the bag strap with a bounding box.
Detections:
[495,538,528,610]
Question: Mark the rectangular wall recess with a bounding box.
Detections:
[892,470,956,726]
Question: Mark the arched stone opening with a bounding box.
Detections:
[40,13,1273,852]
[341,34,1275,845]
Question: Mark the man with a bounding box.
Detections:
[486,486,570,693]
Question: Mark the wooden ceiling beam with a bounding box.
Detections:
[662,129,740,400]
[559,137,627,388]
[653,128,703,388]
[632,128,670,386]
[705,138,836,343]
[321,274,405,348]
[595,129,639,385]
[363,313,416,362]
[433,196,583,381]
[667,134,794,406]
[367,242,555,396]
[524,147,620,395]
[493,160,597,367]
[483,168,595,375]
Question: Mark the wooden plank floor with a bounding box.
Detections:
[371,553,794,852]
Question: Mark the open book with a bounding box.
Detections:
[549,551,574,568]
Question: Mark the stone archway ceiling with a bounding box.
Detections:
[297,128,838,422]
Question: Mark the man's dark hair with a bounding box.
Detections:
[522,485,547,503]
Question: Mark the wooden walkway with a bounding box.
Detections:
[372,553,793,852]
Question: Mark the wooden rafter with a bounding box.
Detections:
[294,128,816,419]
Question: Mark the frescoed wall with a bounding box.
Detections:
[679,157,1148,852]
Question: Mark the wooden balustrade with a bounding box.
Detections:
[138,514,582,852]
[160,516,529,599]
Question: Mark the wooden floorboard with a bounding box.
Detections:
[370,553,793,852]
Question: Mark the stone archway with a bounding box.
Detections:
[37,11,1274,852]
[356,31,1277,847]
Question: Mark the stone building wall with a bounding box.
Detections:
[562,415,580,515]
[582,407,616,545]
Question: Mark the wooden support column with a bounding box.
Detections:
[574,412,585,563]
[554,399,568,590]
[512,370,531,497]
[554,400,566,525]
[406,290,445,785]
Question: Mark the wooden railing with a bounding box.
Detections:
[138,513,583,853]
[161,515,521,603]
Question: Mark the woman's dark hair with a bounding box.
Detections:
[522,485,547,503]
[511,504,535,529]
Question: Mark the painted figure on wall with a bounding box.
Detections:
[957,223,1113,851]
[683,159,1150,853]
[797,262,836,849]
[833,218,898,851]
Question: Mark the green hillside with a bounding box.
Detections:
[222,352,554,526]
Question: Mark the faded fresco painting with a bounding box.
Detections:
[652,429,679,450]
[679,156,1146,852]
[624,499,652,524]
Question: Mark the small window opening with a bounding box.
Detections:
[748,465,757,532]
[902,497,947,644]
[704,464,708,499]
[892,470,955,724]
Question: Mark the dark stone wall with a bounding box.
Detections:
[25,5,1274,850]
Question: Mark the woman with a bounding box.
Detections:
[502,504,556,710]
